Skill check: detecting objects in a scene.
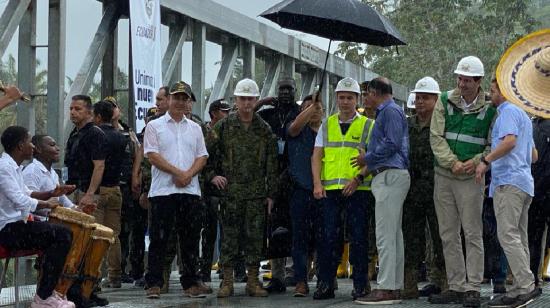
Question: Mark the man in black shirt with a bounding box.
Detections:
[65,94,109,306]
[92,100,127,289]
[256,77,301,292]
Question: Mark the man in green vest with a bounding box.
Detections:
[312,77,374,300]
[429,56,496,308]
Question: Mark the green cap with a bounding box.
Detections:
[169,81,192,97]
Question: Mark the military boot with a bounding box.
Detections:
[217,267,234,298]
[246,266,268,297]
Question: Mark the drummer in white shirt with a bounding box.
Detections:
[23,135,76,220]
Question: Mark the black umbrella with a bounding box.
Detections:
[260,0,406,89]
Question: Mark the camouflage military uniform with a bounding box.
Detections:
[403,115,447,296]
[205,112,278,266]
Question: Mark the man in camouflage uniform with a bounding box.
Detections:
[205,78,278,298]
[402,78,447,299]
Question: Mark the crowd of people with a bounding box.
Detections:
[0,30,549,308]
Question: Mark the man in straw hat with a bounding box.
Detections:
[429,56,496,308]
[478,29,550,307]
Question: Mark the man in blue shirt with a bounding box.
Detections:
[286,94,322,297]
[475,79,540,307]
[353,77,410,305]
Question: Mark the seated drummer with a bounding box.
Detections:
[22,134,94,220]
[0,126,76,308]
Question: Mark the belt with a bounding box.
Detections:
[371,167,398,177]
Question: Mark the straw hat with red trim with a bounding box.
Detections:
[496,29,550,118]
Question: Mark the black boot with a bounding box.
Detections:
[313,281,335,300]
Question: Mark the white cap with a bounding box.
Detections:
[234,78,260,97]
[454,56,485,77]
[411,76,441,94]
[335,77,360,94]
[407,93,416,109]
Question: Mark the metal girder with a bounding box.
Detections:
[208,41,238,104]
[242,40,255,80]
[0,0,31,58]
[192,21,206,116]
[300,70,315,100]
[260,55,281,98]
[162,17,186,86]
[101,0,118,98]
[16,0,36,134]
[47,0,66,144]
[63,2,119,132]
[280,55,295,79]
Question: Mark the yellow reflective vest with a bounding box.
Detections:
[321,113,375,191]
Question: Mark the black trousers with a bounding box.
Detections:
[145,193,202,289]
[199,195,219,277]
[119,184,148,279]
[0,220,72,300]
[528,192,550,285]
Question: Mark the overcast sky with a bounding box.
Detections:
[0,0,336,90]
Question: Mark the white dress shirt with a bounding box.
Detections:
[0,153,38,231]
[23,159,75,221]
[143,113,208,197]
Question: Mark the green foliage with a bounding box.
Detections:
[335,0,542,91]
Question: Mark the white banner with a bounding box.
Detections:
[130,0,162,132]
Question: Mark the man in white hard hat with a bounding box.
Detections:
[311,77,374,300]
[402,77,447,299]
[353,77,410,305]
[428,56,496,308]
[205,78,278,298]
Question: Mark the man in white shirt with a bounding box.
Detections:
[0,126,76,308]
[143,81,209,299]
[23,135,78,220]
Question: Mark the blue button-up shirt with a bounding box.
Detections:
[365,98,409,171]
[489,101,534,197]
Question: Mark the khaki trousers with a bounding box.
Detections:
[434,174,484,292]
[493,185,535,297]
[371,169,410,290]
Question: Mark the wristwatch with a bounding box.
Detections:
[481,156,490,166]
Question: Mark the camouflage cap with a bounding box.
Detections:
[169,81,193,97]
[209,99,231,113]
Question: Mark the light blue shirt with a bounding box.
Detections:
[489,102,534,197]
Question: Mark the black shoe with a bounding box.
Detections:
[89,292,109,307]
[463,290,480,308]
[429,290,465,304]
[313,282,335,300]
[488,295,521,307]
[351,287,368,300]
[121,272,134,283]
[516,287,542,304]
[419,283,441,297]
[265,278,286,293]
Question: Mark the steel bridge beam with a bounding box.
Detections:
[0,0,31,58]
[208,41,238,104]
[192,21,206,116]
[47,0,66,143]
[260,55,281,98]
[162,16,186,86]
[16,0,36,134]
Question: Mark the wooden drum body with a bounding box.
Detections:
[48,207,95,295]
[81,223,114,300]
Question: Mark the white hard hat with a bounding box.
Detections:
[454,56,485,77]
[411,76,441,94]
[335,77,360,94]
[407,93,416,109]
[234,78,260,97]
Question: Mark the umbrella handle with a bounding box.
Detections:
[318,39,332,93]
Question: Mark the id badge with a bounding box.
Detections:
[277,139,286,155]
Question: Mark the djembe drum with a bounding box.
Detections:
[48,207,95,295]
[80,223,114,300]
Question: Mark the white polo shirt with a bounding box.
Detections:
[23,159,74,221]
[0,153,38,231]
[143,112,208,197]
